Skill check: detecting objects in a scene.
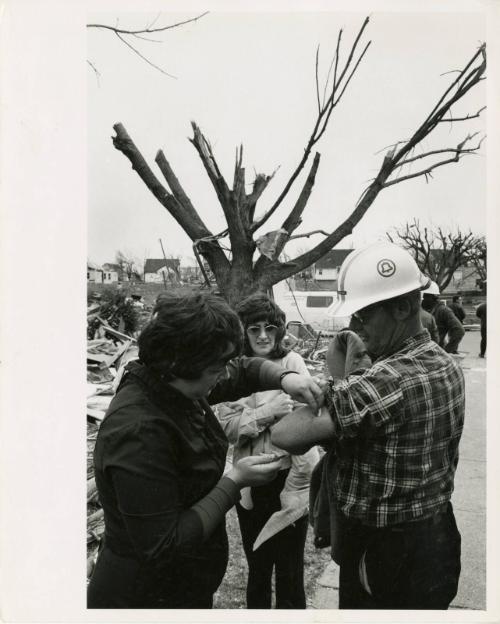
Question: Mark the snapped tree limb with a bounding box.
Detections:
[111,20,485,304]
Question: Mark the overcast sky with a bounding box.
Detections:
[87,9,486,267]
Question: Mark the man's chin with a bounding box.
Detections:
[363,341,379,359]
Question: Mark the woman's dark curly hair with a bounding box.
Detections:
[138,292,243,380]
[236,293,289,359]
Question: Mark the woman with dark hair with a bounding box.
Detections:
[87,292,322,609]
[217,293,319,609]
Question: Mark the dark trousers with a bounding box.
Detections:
[236,469,308,609]
[444,335,464,354]
[338,503,461,609]
[480,325,486,356]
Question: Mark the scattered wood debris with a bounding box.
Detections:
[86,308,141,578]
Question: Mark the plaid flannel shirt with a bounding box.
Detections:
[325,331,465,527]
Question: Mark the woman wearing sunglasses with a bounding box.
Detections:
[87,292,322,609]
[217,293,319,609]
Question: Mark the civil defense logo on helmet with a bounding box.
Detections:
[377,259,396,278]
[330,242,430,318]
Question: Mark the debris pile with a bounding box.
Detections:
[290,331,333,377]
[86,306,140,579]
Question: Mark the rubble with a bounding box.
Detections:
[86,309,141,578]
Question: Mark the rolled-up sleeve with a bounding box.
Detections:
[325,366,404,439]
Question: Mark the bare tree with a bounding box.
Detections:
[468,236,486,284]
[387,220,484,291]
[111,17,486,305]
[115,249,139,281]
[87,12,208,79]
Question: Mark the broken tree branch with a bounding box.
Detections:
[114,31,177,78]
[393,133,483,169]
[384,134,484,187]
[440,106,486,122]
[155,150,211,231]
[247,170,278,221]
[189,122,231,206]
[87,13,208,78]
[251,16,371,234]
[315,45,321,113]
[112,123,210,241]
[87,60,101,85]
[289,229,329,240]
[391,44,486,164]
[254,153,321,271]
[87,12,208,35]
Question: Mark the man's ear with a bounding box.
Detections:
[391,297,412,321]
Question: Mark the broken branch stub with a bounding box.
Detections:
[112,123,212,241]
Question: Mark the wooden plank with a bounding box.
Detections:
[87,408,105,422]
[96,317,137,343]
[107,340,132,368]
[87,352,115,365]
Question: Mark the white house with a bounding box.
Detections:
[87,261,103,283]
[313,249,353,289]
[144,258,181,283]
[101,263,120,284]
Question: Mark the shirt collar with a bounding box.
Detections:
[374,330,431,363]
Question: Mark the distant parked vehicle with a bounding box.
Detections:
[273,283,350,334]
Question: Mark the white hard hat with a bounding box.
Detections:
[330,241,430,317]
[422,280,440,295]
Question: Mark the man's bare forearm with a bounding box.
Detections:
[271,405,335,454]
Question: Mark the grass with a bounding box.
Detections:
[213,506,332,609]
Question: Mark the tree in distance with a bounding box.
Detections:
[387,220,486,292]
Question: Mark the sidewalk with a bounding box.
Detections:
[312,333,487,610]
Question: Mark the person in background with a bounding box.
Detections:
[87,292,322,609]
[420,306,439,343]
[449,295,466,324]
[422,281,465,354]
[217,293,319,609]
[272,242,464,610]
[476,301,487,357]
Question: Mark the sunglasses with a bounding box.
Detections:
[247,324,278,337]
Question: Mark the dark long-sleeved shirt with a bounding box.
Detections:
[476,302,486,328]
[448,302,466,323]
[420,309,439,343]
[89,357,285,608]
[432,301,465,352]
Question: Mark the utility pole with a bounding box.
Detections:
[159,238,169,290]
